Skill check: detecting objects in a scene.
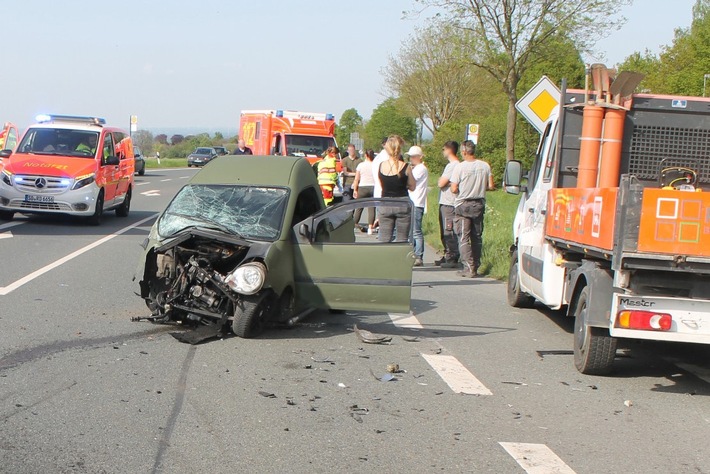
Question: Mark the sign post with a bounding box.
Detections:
[466,124,480,145]
[130,115,138,137]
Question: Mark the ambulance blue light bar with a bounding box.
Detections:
[275,110,284,117]
[326,113,334,121]
[35,114,106,126]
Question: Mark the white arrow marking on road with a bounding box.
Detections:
[421,353,492,395]
[0,214,158,296]
[499,443,576,474]
[140,190,161,197]
[0,231,12,240]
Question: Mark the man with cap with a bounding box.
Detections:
[407,145,428,266]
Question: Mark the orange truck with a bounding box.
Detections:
[239,109,338,164]
[505,70,710,375]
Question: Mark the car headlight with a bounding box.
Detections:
[225,262,266,295]
[2,169,13,187]
[72,173,95,190]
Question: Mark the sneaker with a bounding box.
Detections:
[457,264,478,278]
[414,258,423,267]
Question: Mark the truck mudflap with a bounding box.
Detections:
[610,293,710,343]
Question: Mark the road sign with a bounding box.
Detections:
[466,124,479,145]
[130,115,138,132]
[516,76,561,133]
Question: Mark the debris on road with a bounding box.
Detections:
[369,369,397,382]
[258,391,277,398]
[402,336,421,342]
[353,324,392,345]
[624,400,633,407]
[502,381,528,386]
[386,363,400,373]
[536,350,574,359]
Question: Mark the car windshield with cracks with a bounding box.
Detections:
[158,185,289,241]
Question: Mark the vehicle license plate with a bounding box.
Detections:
[24,194,54,203]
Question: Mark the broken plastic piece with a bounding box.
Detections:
[258,391,277,398]
[354,324,392,344]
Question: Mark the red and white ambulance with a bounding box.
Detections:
[0,114,134,224]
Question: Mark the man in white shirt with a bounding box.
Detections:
[436,141,460,268]
[407,146,428,267]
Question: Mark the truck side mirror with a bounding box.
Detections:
[0,149,11,158]
[105,155,120,166]
[504,160,524,195]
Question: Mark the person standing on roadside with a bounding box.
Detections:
[378,135,415,242]
[352,149,377,234]
[233,139,253,155]
[372,137,390,199]
[341,144,362,202]
[436,141,461,268]
[450,140,494,277]
[407,146,428,267]
[317,146,339,206]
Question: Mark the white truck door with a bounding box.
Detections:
[517,120,565,307]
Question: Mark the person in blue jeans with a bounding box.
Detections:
[407,146,428,266]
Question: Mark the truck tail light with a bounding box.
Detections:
[616,310,672,331]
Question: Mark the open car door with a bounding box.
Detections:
[293,198,414,313]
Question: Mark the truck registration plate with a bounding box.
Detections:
[24,195,54,203]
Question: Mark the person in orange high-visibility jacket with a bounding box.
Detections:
[318,146,339,205]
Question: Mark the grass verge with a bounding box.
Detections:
[423,186,519,280]
[144,158,188,168]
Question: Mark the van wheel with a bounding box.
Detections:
[573,286,617,375]
[0,211,14,221]
[88,191,104,226]
[507,252,535,308]
[116,188,131,217]
[232,295,269,338]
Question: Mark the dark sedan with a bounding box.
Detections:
[134,146,146,176]
[187,147,218,167]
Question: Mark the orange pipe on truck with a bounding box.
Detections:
[577,106,605,188]
[598,109,626,188]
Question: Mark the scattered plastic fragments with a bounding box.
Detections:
[353,324,392,345]
[258,391,277,398]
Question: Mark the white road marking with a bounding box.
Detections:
[140,190,161,197]
[160,179,172,182]
[178,176,190,179]
[499,443,576,474]
[0,231,12,240]
[0,214,157,296]
[135,182,150,186]
[421,353,492,395]
[388,312,423,329]
[675,362,710,384]
[0,221,26,231]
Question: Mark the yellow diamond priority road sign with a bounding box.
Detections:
[516,76,561,133]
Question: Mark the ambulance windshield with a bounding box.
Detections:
[285,135,336,158]
[18,128,101,158]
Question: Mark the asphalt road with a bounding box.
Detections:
[1,168,709,473]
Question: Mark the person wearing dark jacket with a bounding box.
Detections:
[233,139,253,155]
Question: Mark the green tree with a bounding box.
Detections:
[132,130,154,156]
[336,108,363,147]
[363,98,417,149]
[413,0,629,161]
[214,131,224,141]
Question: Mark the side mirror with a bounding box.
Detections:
[105,155,120,166]
[0,149,11,158]
[299,223,310,239]
[504,160,524,195]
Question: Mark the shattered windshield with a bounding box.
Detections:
[158,185,290,241]
[285,135,335,158]
[17,128,100,158]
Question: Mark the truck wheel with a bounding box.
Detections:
[573,286,617,375]
[88,191,104,226]
[0,211,14,221]
[116,188,131,217]
[233,295,269,338]
[507,252,535,308]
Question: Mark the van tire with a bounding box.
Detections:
[0,211,13,221]
[507,252,535,308]
[573,286,617,375]
[232,296,268,338]
[116,188,131,217]
[88,190,104,226]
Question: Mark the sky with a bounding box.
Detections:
[2,0,697,134]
